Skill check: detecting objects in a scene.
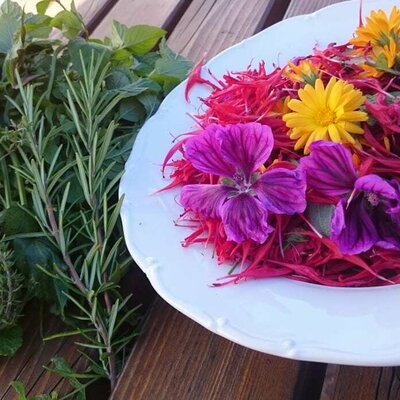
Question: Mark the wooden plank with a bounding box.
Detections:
[167,0,283,62]
[112,298,301,400]
[285,0,347,17]
[91,0,190,39]
[25,335,86,398]
[0,307,83,399]
[320,365,400,400]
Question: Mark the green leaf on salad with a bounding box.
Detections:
[307,203,335,237]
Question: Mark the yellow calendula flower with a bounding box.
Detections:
[282,77,368,154]
[283,60,320,84]
[350,7,400,48]
[351,7,400,76]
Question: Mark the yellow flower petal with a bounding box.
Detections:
[283,77,367,153]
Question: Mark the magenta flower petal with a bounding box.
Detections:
[253,168,307,214]
[331,197,378,255]
[180,184,232,218]
[185,125,235,177]
[221,194,273,243]
[218,123,274,178]
[355,174,398,199]
[301,141,357,196]
[376,215,400,251]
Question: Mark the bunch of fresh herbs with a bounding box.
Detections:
[0,0,191,396]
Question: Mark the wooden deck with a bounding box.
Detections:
[2,0,400,399]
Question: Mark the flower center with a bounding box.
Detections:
[315,108,336,126]
[229,171,256,195]
[366,192,380,207]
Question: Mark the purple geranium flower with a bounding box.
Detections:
[301,141,400,255]
[180,122,307,243]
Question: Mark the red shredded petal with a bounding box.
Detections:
[185,56,218,102]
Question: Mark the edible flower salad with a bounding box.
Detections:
[162,7,400,287]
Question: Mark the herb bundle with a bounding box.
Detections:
[0,0,191,395]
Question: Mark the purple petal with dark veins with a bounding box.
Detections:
[387,179,400,215]
[253,167,307,214]
[374,201,400,251]
[180,184,232,218]
[221,194,273,243]
[331,197,379,255]
[218,122,274,178]
[300,141,357,196]
[355,174,398,199]
[185,125,235,177]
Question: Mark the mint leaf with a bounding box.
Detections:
[0,205,38,236]
[51,10,82,39]
[0,325,23,355]
[13,238,67,308]
[36,0,51,15]
[154,39,192,81]
[118,77,161,96]
[151,39,192,93]
[137,92,161,117]
[111,20,126,48]
[111,22,166,55]
[0,14,19,53]
[0,0,22,19]
[106,68,131,89]
[118,98,145,122]
[68,38,112,75]
[307,203,335,237]
[24,14,52,39]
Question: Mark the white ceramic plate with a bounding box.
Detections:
[120,0,400,366]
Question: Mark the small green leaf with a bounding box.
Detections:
[13,238,67,305]
[51,10,82,39]
[36,0,51,15]
[11,381,27,399]
[0,0,22,19]
[151,39,192,93]
[111,20,126,48]
[137,92,161,117]
[375,52,389,69]
[24,14,52,39]
[0,205,38,236]
[106,68,131,89]
[118,77,161,96]
[0,325,23,355]
[110,48,133,66]
[118,98,145,122]
[307,203,335,237]
[133,51,159,75]
[112,22,166,55]
[0,14,19,54]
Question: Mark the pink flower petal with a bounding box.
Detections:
[331,197,378,255]
[180,184,232,218]
[218,123,274,178]
[254,167,307,214]
[301,141,357,196]
[355,174,397,199]
[221,194,273,243]
[185,125,235,177]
